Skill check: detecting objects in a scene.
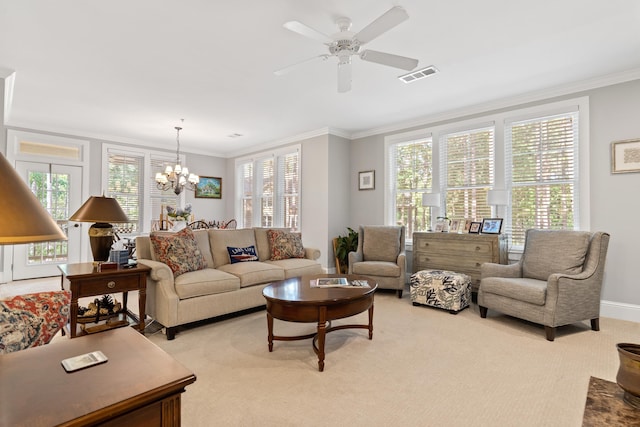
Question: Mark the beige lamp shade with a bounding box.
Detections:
[0,153,67,244]
[421,192,441,207]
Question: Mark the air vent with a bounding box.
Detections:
[227,133,243,138]
[398,65,438,84]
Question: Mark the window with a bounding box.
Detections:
[236,146,300,230]
[506,111,579,247]
[441,126,494,221]
[107,151,143,233]
[104,145,180,234]
[386,137,433,238]
[385,97,587,252]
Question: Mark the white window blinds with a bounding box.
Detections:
[107,151,143,233]
[388,138,433,237]
[506,111,579,247]
[237,146,300,231]
[442,126,494,222]
[149,155,180,224]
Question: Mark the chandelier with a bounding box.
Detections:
[155,121,199,195]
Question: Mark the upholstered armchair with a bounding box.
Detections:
[478,229,610,341]
[0,291,71,354]
[348,225,406,298]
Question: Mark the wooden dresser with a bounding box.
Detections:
[412,232,508,292]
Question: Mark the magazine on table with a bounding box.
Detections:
[311,278,371,288]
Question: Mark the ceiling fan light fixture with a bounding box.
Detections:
[398,66,438,84]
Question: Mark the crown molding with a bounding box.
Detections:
[351,68,640,140]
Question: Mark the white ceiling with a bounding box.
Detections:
[2,1,640,157]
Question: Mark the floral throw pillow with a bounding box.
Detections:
[227,245,258,264]
[267,229,305,261]
[150,228,207,277]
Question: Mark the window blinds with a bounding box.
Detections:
[506,111,579,246]
[107,152,143,233]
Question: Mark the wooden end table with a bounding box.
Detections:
[262,274,377,372]
[58,262,151,338]
[0,327,196,426]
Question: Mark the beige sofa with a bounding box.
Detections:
[136,228,322,339]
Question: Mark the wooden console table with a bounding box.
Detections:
[0,327,196,426]
[412,232,508,292]
[58,262,151,338]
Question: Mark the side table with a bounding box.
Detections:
[58,262,151,338]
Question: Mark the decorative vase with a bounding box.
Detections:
[172,220,187,232]
[616,343,640,408]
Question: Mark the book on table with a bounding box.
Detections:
[311,278,371,288]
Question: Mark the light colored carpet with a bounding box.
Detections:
[144,291,640,427]
[4,279,639,426]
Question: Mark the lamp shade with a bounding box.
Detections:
[487,189,509,206]
[421,193,441,208]
[0,153,67,244]
[69,196,130,224]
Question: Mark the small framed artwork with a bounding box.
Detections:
[195,176,222,199]
[481,218,503,234]
[463,219,473,233]
[468,222,482,234]
[450,219,461,233]
[612,139,640,174]
[359,170,375,190]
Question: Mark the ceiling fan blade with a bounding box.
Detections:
[274,54,329,76]
[283,21,333,44]
[355,6,409,44]
[337,61,352,93]
[359,49,418,71]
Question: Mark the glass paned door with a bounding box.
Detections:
[12,162,82,280]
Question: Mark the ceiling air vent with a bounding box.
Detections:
[398,65,438,84]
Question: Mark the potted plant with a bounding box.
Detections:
[333,227,358,274]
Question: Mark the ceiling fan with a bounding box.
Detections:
[275,6,419,93]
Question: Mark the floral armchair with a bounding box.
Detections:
[0,291,70,354]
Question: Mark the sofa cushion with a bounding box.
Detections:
[227,245,258,264]
[363,226,401,262]
[254,227,289,261]
[173,268,240,299]
[150,228,207,277]
[266,258,323,279]
[481,277,547,306]
[209,229,257,268]
[218,261,284,288]
[522,230,591,281]
[193,229,214,268]
[352,261,400,278]
[267,229,305,260]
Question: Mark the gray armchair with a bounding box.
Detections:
[348,225,406,298]
[478,229,610,341]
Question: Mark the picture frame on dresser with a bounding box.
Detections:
[468,222,482,234]
[480,218,503,234]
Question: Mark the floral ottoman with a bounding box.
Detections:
[409,269,471,314]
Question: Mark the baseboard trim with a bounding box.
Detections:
[601,300,640,323]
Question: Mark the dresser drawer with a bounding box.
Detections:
[414,238,494,257]
[72,274,140,297]
[414,253,489,272]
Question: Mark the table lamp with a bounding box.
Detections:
[487,189,509,215]
[422,192,441,231]
[69,195,129,263]
[0,153,67,244]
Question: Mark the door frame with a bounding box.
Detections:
[2,130,90,282]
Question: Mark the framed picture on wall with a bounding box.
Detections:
[611,138,640,174]
[359,170,375,190]
[195,176,222,199]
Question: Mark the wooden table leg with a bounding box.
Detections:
[267,311,274,352]
[317,306,327,372]
[69,295,79,338]
[368,302,374,340]
[138,287,146,333]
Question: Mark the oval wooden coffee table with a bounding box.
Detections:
[262,274,377,372]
